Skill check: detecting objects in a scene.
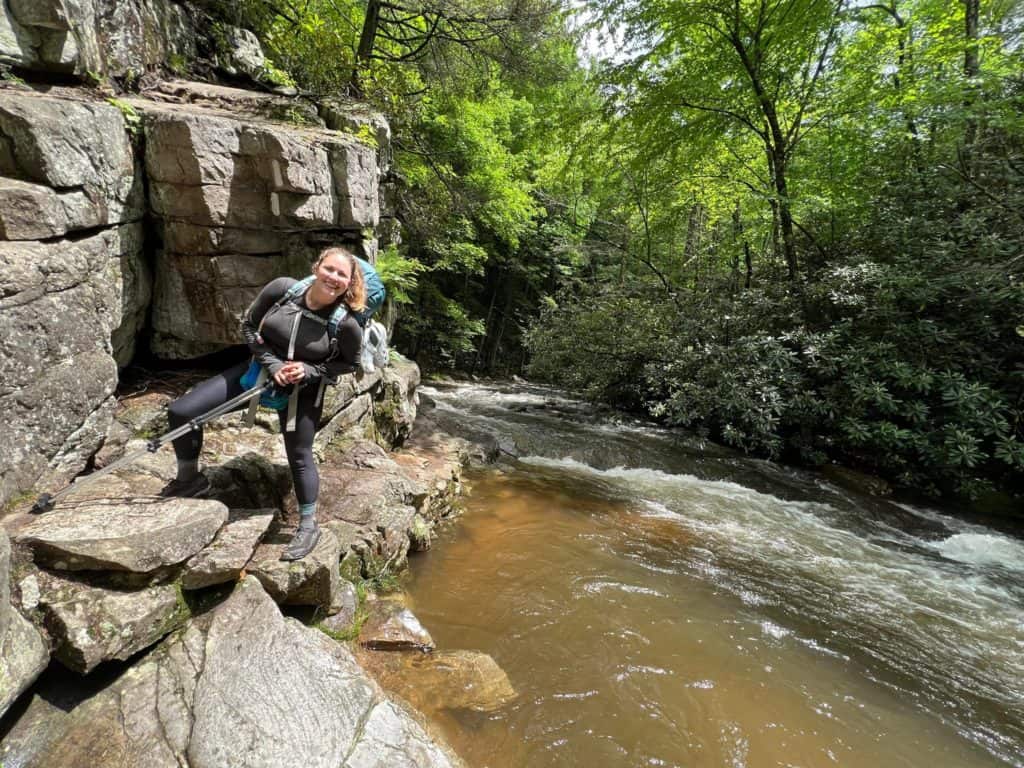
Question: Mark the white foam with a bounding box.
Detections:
[934,533,1024,572]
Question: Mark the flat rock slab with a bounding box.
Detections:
[38,573,188,674]
[182,508,275,590]
[247,526,343,613]
[0,577,461,768]
[14,498,228,573]
[359,599,435,652]
[358,649,517,715]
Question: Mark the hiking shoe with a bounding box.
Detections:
[158,474,211,499]
[281,524,321,561]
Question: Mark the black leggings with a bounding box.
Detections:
[167,359,325,505]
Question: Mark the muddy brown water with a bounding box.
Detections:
[399,382,1024,768]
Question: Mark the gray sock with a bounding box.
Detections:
[298,502,317,530]
[177,458,200,482]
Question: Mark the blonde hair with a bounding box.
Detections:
[316,246,367,311]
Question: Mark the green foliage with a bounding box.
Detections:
[375,245,425,304]
[107,98,142,137]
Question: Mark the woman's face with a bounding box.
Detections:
[314,252,353,298]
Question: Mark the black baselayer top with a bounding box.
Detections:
[241,277,362,385]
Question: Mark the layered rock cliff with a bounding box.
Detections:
[0,0,393,508]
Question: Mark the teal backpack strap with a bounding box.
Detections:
[284,275,315,303]
[328,304,349,339]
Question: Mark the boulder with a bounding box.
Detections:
[0,223,149,507]
[0,607,49,718]
[140,79,322,127]
[392,415,471,522]
[319,580,359,636]
[320,98,392,172]
[37,573,189,673]
[359,599,435,652]
[215,26,267,82]
[0,529,49,718]
[319,440,419,526]
[181,508,275,590]
[0,578,461,768]
[0,92,143,232]
[247,525,344,613]
[373,353,421,449]
[359,649,517,715]
[0,0,196,78]
[14,498,228,573]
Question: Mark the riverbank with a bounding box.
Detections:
[0,360,483,767]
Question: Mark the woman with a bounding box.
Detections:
[164,246,365,561]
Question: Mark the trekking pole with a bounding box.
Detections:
[30,381,278,514]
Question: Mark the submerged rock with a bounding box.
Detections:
[358,648,517,715]
[359,599,435,652]
[14,499,227,574]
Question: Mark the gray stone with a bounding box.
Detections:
[374,353,421,448]
[360,649,517,715]
[0,527,10,636]
[393,410,472,522]
[0,0,197,77]
[0,178,97,240]
[1,576,459,768]
[218,26,266,81]
[0,223,148,507]
[186,577,378,768]
[247,526,343,613]
[96,0,197,79]
[140,79,322,127]
[38,573,188,673]
[319,580,359,635]
[0,607,49,718]
[320,98,392,173]
[181,508,275,590]
[14,498,228,573]
[330,139,380,228]
[344,700,461,768]
[409,513,433,552]
[0,529,49,718]
[0,92,142,227]
[315,392,374,452]
[359,600,435,652]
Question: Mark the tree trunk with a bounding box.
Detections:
[962,0,980,166]
[352,0,382,94]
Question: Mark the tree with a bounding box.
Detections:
[594,0,846,284]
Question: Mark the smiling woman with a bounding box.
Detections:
[163,246,366,560]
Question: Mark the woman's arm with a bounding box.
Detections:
[241,277,295,376]
[301,314,362,384]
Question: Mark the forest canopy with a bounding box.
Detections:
[212,0,1024,502]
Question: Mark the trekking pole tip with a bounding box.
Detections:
[30,493,55,514]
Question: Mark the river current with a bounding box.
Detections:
[403,381,1024,768]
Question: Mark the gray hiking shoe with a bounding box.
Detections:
[281,523,320,561]
[158,474,211,499]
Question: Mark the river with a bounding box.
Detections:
[401,380,1024,768]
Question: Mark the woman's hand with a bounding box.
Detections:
[273,362,305,387]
